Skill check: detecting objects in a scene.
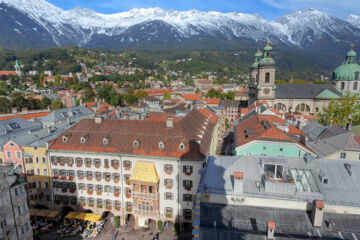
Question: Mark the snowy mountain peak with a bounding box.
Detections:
[346,14,360,28]
[0,0,360,49]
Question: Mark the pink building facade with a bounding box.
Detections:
[3,140,24,172]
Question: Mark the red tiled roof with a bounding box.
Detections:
[49,108,218,159]
[183,94,201,101]
[141,88,174,96]
[97,102,114,113]
[240,108,247,115]
[183,94,219,105]
[258,115,304,136]
[84,102,97,111]
[235,115,298,146]
[0,71,16,76]
[45,76,55,80]
[0,111,51,121]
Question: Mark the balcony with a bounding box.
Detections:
[132,192,158,200]
[134,210,159,218]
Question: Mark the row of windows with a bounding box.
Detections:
[62,135,186,151]
[5,151,21,159]
[51,158,194,176]
[340,81,358,90]
[339,152,360,160]
[52,169,130,181]
[24,156,46,164]
[133,140,186,150]
[26,168,48,176]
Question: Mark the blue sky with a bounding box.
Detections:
[47,0,360,20]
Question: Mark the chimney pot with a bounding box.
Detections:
[166,117,173,128]
[267,221,275,239]
[311,200,325,227]
[95,114,102,124]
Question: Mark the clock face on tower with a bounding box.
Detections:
[263,88,270,95]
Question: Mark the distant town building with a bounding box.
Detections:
[249,43,343,114]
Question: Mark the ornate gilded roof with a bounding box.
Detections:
[130,161,160,183]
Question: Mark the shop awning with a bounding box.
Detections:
[30,209,60,218]
[65,212,102,222]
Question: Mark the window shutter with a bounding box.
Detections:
[183,166,186,173]
[190,166,193,173]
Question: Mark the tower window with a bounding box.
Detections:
[265,72,270,83]
[341,82,345,90]
[354,82,358,91]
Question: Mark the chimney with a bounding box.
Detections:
[267,221,275,239]
[233,171,244,194]
[21,107,28,114]
[47,126,51,134]
[299,134,306,146]
[166,117,173,128]
[95,113,102,124]
[12,107,18,114]
[311,200,324,227]
[66,117,70,126]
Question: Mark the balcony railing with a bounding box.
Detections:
[134,210,159,218]
[132,192,159,200]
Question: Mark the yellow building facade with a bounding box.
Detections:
[23,146,53,209]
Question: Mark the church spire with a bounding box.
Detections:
[345,44,356,64]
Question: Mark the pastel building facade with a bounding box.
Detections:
[48,108,219,227]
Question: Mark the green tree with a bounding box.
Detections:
[157,220,164,233]
[41,96,51,109]
[55,75,61,86]
[114,216,120,228]
[51,100,64,110]
[0,97,11,113]
[11,92,27,110]
[163,91,171,100]
[318,94,360,126]
[134,90,148,101]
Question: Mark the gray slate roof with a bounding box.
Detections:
[0,118,42,147]
[306,131,360,158]
[200,155,360,206]
[38,106,93,123]
[199,203,360,240]
[275,84,341,99]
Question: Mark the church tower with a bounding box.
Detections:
[248,49,262,104]
[14,59,22,76]
[257,42,276,101]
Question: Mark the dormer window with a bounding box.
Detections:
[159,142,164,149]
[133,140,139,147]
[80,137,87,144]
[179,143,185,150]
[62,136,68,143]
[103,138,109,146]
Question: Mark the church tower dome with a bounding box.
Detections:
[333,45,360,93]
[259,42,275,67]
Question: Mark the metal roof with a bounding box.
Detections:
[275,84,341,99]
[200,155,360,206]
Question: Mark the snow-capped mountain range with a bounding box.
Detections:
[1,0,360,50]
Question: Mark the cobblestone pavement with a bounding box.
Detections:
[37,217,191,240]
